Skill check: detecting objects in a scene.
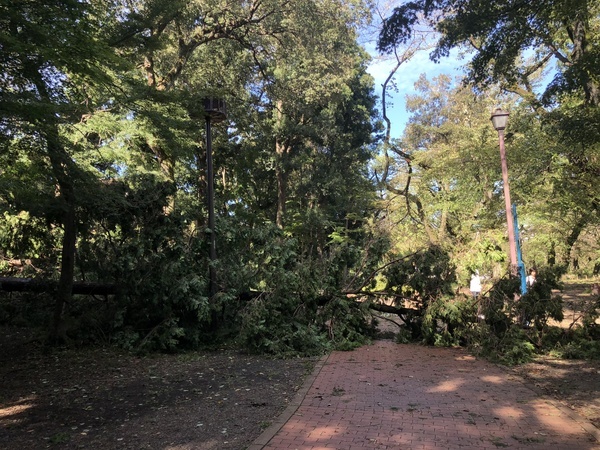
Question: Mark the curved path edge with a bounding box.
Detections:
[248,352,331,449]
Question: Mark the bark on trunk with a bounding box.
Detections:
[569,16,600,106]
[275,138,289,229]
[26,59,79,345]
[52,202,77,343]
[47,146,77,345]
[562,216,586,270]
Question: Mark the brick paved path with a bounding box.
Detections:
[251,341,600,450]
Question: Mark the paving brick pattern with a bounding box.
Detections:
[254,341,600,449]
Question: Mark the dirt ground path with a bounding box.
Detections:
[510,280,600,430]
[0,333,318,450]
[551,280,600,328]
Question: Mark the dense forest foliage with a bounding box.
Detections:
[1,0,599,360]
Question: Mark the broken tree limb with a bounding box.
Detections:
[367,301,418,316]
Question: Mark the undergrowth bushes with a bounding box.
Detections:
[413,266,600,364]
[234,230,377,356]
[2,210,598,362]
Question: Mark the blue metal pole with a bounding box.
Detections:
[512,203,527,295]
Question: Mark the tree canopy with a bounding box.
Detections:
[0,0,599,357]
[378,0,600,106]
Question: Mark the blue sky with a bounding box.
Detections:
[365,45,466,138]
[359,6,467,139]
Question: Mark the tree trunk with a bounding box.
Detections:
[548,241,556,266]
[28,59,79,344]
[46,140,78,345]
[276,169,286,229]
[569,17,600,106]
[275,138,289,229]
[0,277,118,295]
[52,203,77,343]
[562,216,586,270]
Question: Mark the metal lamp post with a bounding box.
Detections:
[204,98,227,298]
[490,108,518,274]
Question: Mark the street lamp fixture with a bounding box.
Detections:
[490,108,509,131]
[204,98,227,123]
[204,98,227,298]
[490,108,518,273]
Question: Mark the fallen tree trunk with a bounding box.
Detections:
[237,290,420,317]
[368,301,418,316]
[0,277,119,296]
[1,282,421,317]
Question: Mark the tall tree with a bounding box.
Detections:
[379,73,529,277]
[105,0,300,185]
[377,0,600,107]
[0,0,124,342]
[1,0,383,352]
[377,0,600,273]
[233,0,373,229]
